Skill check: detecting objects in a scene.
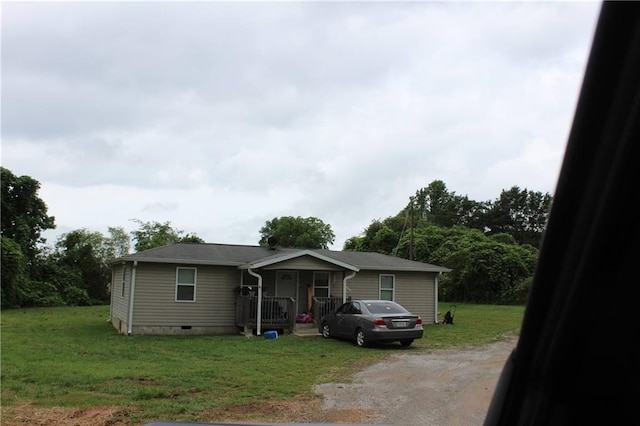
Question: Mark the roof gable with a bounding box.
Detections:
[242,249,359,271]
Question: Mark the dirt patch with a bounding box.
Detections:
[201,395,378,424]
[1,397,370,426]
[1,403,118,426]
[1,337,516,425]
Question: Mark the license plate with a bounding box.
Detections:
[394,321,408,328]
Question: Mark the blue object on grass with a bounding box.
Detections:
[263,330,278,339]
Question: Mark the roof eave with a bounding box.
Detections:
[359,266,451,273]
[111,257,243,267]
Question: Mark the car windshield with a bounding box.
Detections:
[365,302,408,315]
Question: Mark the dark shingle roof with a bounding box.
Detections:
[114,243,451,273]
[314,249,451,272]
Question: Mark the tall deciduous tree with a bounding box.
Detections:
[1,237,26,308]
[482,186,552,247]
[130,219,204,252]
[259,216,335,249]
[106,227,131,257]
[54,229,113,303]
[1,167,56,308]
[1,167,55,259]
[343,180,548,304]
[411,180,488,228]
[440,238,538,303]
[343,216,408,255]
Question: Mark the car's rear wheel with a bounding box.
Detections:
[355,329,367,347]
[321,322,331,338]
[400,339,414,347]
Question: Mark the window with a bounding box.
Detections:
[336,303,350,314]
[379,274,395,301]
[313,271,330,298]
[176,267,197,302]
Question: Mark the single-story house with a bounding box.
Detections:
[108,242,451,336]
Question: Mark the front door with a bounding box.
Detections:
[276,270,298,313]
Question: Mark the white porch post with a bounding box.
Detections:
[247,268,263,335]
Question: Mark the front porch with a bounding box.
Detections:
[235,295,342,335]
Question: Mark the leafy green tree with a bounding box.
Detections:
[259,216,335,249]
[345,180,554,304]
[345,216,408,255]
[411,180,488,228]
[371,225,401,255]
[130,219,204,252]
[106,226,131,257]
[180,234,206,244]
[489,232,519,245]
[359,219,385,251]
[1,167,56,308]
[23,226,129,307]
[395,223,538,304]
[28,256,87,307]
[1,237,26,308]
[1,167,55,259]
[343,236,366,251]
[481,186,552,247]
[440,239,537,303]
[409,225,486,266]
[54,229,113,303]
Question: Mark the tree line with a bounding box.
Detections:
[343,180,551,304]
[1,166,551,308]
[1,167,206,308]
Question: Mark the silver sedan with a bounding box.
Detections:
[319,300,424,347]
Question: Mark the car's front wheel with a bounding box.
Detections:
[400,339,414,347]
[321,322,331,338]
[355,329,367,347]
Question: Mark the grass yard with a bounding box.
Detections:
[0,303,524,425]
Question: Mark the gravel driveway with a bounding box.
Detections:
[314,336,517,425]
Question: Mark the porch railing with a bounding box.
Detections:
[311,297,343,323]
[235,295,343,334]
[236,295,295,332]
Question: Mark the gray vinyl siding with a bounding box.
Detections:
[329,271,346,298]
[132,263,240,327]
[392,271,437,324]
[347,270,437,324]
[110,263,130,331]
[262,256,342,271]
[346,271,381,300]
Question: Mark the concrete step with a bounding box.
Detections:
[294,323,320,336]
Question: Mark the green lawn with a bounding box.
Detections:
[0,303,524,424]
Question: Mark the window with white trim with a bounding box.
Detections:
[176,267,197,302]
[313,271,330,298]
[379,274,395,301]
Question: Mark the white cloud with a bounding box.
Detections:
[2,1,601,249]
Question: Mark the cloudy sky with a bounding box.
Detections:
[2,1,601,250]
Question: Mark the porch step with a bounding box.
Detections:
[294,323,320,337]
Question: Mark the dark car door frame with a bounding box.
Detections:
[335,301,361,337]
[484,2,640,425]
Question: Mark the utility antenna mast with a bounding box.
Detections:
[409,197,414,261]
